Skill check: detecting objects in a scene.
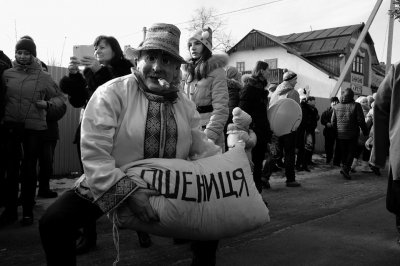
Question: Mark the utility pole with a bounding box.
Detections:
[386,0,395,74]
[330,0,383,98]
[60,36,67,67]
[14,19,17,42]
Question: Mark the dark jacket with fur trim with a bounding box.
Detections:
[239,75,271,143]
[182,54,229,148]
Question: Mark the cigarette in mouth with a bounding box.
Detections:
[158,78,170,89]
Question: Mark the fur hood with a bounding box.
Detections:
[275,81,295,96]
[242,75,266,89]
[181,53,228,78]
[227,78,242,90]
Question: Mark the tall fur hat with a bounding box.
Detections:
[188,27,213,52]
[15,38,36,57]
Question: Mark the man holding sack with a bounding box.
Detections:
[39,23,269,266]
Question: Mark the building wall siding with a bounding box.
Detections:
[47,66,82,176]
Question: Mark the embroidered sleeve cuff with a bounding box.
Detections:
[94,176,139,214]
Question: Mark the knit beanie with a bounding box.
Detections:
[188,27,213,52]
[232,107,252,131]
[283,70,297,81]
[15,38,36,57]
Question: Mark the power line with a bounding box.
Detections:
[175,0,285,25]
[118,0,285,39]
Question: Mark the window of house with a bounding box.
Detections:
[352,56,364,74]
[236,62,245,73]
[264,58,277,69]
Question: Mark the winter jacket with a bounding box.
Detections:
[331,91,368,140]
[182,54,229,147]
[268,80,300,107]
[60,58,133,108]
[2,60,60,130]
[239,75,271,143]
[76,72,221,213]
[301,102,319,133]
[372,62,400,180]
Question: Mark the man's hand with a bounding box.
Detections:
[127,188,160,223]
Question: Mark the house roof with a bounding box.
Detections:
[238,29,335,77]
[227,23,380,76]
[278,24,376,59]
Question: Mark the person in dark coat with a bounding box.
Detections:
[303,96,320,167]
[239,61,272,192]
[332,88,368,180]
[37,89,67,198]
[18,39,69,199]
[320,97,339,165]
[59,35,151,253]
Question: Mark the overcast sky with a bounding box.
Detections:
[1,0,398,67]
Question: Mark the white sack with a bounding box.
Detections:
[114,146,269,240]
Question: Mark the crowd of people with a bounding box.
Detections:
[0,21,396,266]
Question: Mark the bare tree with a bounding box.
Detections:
[186,7,235,52]
[47,55,60,67]
[391,0,400,21]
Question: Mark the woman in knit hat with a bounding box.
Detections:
[268,69,301,187]
[0,37,61,227]
[182,27,229,150]
[269,69,300,107]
